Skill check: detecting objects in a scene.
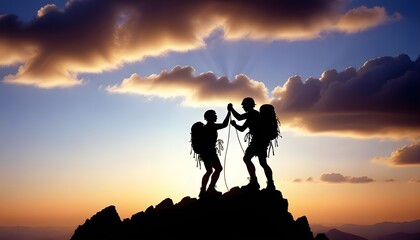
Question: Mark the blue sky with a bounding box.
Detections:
[0,0,419,227]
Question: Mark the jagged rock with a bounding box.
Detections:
[71,187,328,240]
[71,205,121,240]
[315,233,330,240]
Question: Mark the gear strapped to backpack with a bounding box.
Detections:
[190,121,224,168]
[258,104,282,156]
[259,104,281,140]
[190,121,206,157]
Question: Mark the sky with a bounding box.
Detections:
[0,0,419,228]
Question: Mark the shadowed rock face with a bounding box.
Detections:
[71,187,328,240]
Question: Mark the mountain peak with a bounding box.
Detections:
[71,186,328,240]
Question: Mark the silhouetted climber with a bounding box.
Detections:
[191,109,231,198]
[228,97,276,191]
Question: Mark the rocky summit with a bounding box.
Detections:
[71,186,328,240]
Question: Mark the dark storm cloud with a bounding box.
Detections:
[272,54,420,138]
[0,0,398,88]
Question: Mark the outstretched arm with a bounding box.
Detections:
[230,120,248,132]
[215,111,231,130]
[228,103,246,121]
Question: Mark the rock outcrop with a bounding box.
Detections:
[71,186,328,240]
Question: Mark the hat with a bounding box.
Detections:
[241,97,255,107]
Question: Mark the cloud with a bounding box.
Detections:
[0,0,399,88]
[37,4,59,18]
[408,179,420,183]
[293,178,303,183]
[320,173,347,183]
[334,6,401,33]
[293,177,316,183]
[384,179,396,182]
[113,54,420,139]
[320,173,374,183]
[108,54,420,139]
[372,143,420,167]
[107,65,269,106]
[293,174,373,183]
[272,54,420,139]
[347,176,375,183]
[306,177,315,183]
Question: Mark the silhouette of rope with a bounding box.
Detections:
[235,128,245,154]
[223,117,250,191]
[223,115,231,191]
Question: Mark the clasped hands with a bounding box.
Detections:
[227,103,237,126]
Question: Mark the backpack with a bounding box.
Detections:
[190,121,206,156]
[259,104,281,141]
[190,121,224,168]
